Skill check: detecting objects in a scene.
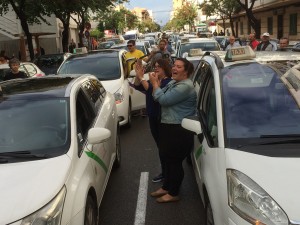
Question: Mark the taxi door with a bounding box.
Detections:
[191,59,228,225]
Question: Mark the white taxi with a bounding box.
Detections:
[182,46,300,225]
[57,49,146,127]
[0,75,120,225]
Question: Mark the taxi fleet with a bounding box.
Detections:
[182,46,300,225]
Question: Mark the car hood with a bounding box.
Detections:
[100,78,123,94]
[0,155,71,224]
[225,149,300,221]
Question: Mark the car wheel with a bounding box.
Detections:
[113,126,121,168]
[124,101,132,129]
[84,195,98,225]
[205,200,214,225]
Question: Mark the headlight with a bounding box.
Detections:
[21,186,66,225]
[227,170,288,225]
[114,87,124,104]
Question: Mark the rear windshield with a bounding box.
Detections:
[58,54,121,80]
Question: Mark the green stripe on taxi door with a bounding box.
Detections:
[85,151,108,173]
[195,145,203,160]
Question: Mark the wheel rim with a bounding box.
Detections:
[206,202,214,225]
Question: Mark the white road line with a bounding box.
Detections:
[134,172,149,225]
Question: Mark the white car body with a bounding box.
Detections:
[182,47,300,225]
[57,49,146,127]
[0,75,120,225]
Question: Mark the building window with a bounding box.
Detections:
[267,17,273,34]
[240,22,244,35]
[290,13,298,35]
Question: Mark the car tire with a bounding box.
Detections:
[84,195,98,225]
[124,101,132,129]
[205,199,215,225]
[113,125,121,168]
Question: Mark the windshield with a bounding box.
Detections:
[179,42,220,57]
[58,54,121,80]
[222,62,300,154]
[0,98,70,157]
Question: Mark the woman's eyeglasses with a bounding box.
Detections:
[127,45,133,47]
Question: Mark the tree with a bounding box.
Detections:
[199,0,240,36]
[173,2,198,32]
[137,19,160,33]
[236,0,260,38]
[95,8,138,34]
[0,0,49,61]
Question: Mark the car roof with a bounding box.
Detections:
[66,49,124,60]
[0,77,76,99]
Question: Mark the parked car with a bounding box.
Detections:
[98,41,115,49]
[57,49,146,127]
[0,75,120,225]
[175,38,221,58]
[182,46,300,225]
[0,62,45,81]
[33,53,72,75]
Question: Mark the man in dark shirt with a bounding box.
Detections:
[4,58,27,81]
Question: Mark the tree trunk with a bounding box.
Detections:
[20,20,34,61]
[62,23,70,52]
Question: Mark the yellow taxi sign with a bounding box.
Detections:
[189,48,203,57]
[225,46,256,62]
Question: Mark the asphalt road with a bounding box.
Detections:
[98,115,205,225]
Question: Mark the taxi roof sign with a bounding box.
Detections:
[189,48,203,57]
[225,46,256,62]
[74,47,88,54]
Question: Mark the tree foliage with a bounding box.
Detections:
[199,0,240,36]
[172,2,198,31]
[0,0,50,60]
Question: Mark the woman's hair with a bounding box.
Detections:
[155,58,172,78]
[176,58,194,77]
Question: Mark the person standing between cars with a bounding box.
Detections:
[256,32,276,51]
[225,36,241,50]
[149,58,196,203]
[145,39,172,70]
[125,39,145,75]
[3,58,27,81]
[278,37,290,51]
[68,39,76,53]
[134,58,172,183]
[248,33,260,50]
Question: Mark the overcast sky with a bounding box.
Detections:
[124,0,173,26]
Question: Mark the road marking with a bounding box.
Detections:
[134,172,149,225]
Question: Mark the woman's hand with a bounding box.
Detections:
[135,59,145,80]
[149,72,159,89]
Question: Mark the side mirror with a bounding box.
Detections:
[181,116,202,135]
[88,128,111,144]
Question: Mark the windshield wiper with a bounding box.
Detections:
[237,135,300,149]
[0,150,49,159]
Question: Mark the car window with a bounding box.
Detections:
[58,55,121,80]
[34,54,64,75]
[82,79,105,113]
[76,89,96,150]
[22,63,37,77]
[221,62,300,151]
[0,98,70,155]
